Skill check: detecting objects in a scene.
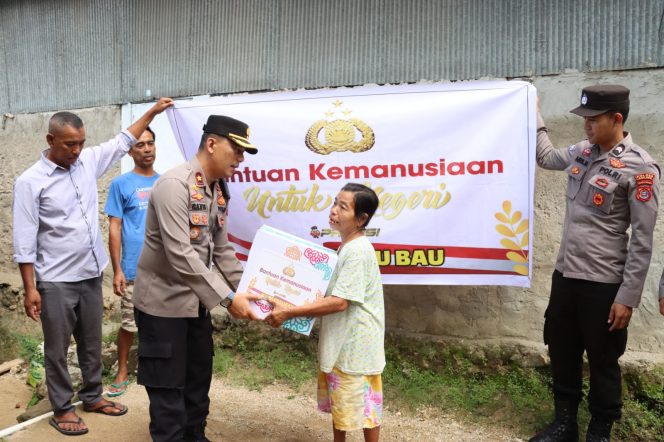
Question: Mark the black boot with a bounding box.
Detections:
[529,400,579,442]
[585,417,613,442]
[183,421,211,442]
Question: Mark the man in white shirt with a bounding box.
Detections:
[12,98,173,436]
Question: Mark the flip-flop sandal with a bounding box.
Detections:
[49,416,89,436]
[83,400,128,416]
[107,380,129,397]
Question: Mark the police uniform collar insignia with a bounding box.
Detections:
[610,145,626,157]
[191,187,204,201]
[195,172,205,187]
[582,147,593,157]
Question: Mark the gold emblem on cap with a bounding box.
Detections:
[305,100,375,155]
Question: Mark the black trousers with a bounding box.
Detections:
[544,270,627,421]
[135,306,213,442]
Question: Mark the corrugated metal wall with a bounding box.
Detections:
[2,0,663,113]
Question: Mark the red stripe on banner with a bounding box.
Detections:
[322,242,527,260]
[228,233,253,250]
[380,266,521,275]
[236,253,248,261]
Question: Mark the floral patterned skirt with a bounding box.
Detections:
[317,367,383,431]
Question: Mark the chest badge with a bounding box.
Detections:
[609,158,625,169]
[190,227,201,240]
[191,191,204,201]
[571,166,580,175]
[593,192,605,206]
[595,178,609,188]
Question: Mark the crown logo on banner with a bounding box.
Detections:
[305,99,375,155]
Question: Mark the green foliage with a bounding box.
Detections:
[212,349,235,376]
[26,392,40,408]
[102,327,119,346]
[213,323,317,392]
[382,346,554,432]
[17,334,43,365]
[617,368,664,441]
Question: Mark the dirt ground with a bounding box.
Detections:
[0,373,525,442]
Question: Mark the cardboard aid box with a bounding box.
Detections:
[237,225,338,335]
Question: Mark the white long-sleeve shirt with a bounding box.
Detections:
[13,130,136,282]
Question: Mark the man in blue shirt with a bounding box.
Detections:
[13,98,173,436]
[104,127,160,397]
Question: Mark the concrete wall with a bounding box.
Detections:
[1,70,663,360]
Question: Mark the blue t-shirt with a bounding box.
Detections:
[104,171,160,281]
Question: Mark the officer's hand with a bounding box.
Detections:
[608,302,632,331]
[659,298,664,316]
[227,292,262,320]
[113,271,126,296]
[265,303,290,328]
[24,287,42,321]
[151,97,174,115]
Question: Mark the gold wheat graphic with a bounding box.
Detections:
[495,201,529,276]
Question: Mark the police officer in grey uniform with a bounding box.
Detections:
[530,85,660,442]
[133,115,260,442]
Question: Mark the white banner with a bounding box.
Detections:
[165,81,536,286]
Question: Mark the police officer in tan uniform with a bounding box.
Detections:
[531,85,660,442]
[133,115,260,442]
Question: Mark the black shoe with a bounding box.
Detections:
[529,401,579,442]
[529,421,579,442]
[585,417,613,442]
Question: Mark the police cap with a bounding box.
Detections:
[203,115,257,154]
[570,85,630,117]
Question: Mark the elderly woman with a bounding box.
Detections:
[266,182,385,442]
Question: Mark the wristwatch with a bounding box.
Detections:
[220,291,235,309]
